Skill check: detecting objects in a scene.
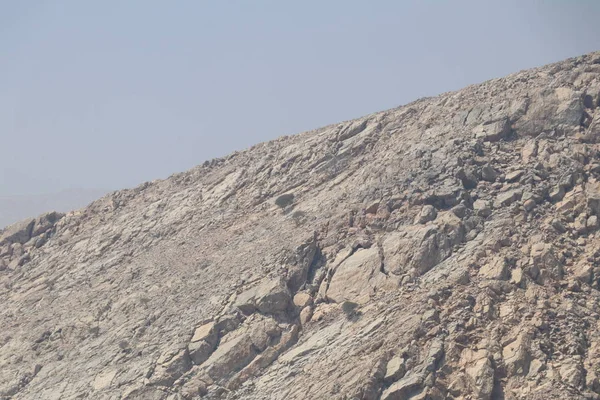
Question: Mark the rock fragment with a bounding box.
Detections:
[480,165,498,182]
[416,205,437,224]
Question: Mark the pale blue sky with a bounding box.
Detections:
[1,1,600,196]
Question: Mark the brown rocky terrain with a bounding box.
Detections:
[3,51,600,399]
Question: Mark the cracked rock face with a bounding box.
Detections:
[3,52,600,399]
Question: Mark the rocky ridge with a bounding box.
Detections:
[2,51,600,399]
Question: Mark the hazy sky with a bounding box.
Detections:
[2,1,600,197]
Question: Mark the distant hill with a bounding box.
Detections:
[0,188,110,228]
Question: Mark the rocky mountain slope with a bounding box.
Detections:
[3,51,600,400]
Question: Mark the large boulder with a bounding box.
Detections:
[479,257,509,281]
[582,110,600,142]
[0,218,35,246]
[461,347,495,400]
[199,316,281,382]
[503,332,532,376]
[586,179,600,215]
[381,371,425,400]
[188,321,219,365]
[514,87,584,137]
[473,118,511,142]
[202,332,257,381]
[286,236,318,293]
[326,247,391,304]
[150,348,192,387]
[382,212,464,277]
[529,243,564,283]
[31,211,64,237]
[234,278,291,315]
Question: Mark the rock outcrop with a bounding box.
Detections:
[3,51,600,399]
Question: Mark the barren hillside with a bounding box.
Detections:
[2,51,600,399]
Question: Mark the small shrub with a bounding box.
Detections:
[275,193,295,208]
[291,210,307,226]
[119,340,132,353]
[341,301,360,320]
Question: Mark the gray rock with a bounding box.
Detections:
[505,170,524,183]
[480,165,497,182]
[588,215,599,231]
[559,359,585,389]
[456,168,479,189]
[479,257,509,280]
[473,199,492,217]
[548,185,566,202]
[299,306,312,325]
[188,322,219,365]
[381,372,425,400]
[326,247,389,304]
[416,205,437,224]
[235,279,291,315]
[530,243,564,282]
[587,180,600,214]
[451,204,467,218]
[292,292,312,308]
[473,118,511,142]
[503,333,531,376]
[515,87,584,137]
[189,340,216,366]
[524,199,536,211]
[494,189,522,208]
[150,349,192,386]
[466,357,494,400]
